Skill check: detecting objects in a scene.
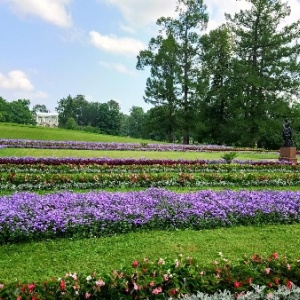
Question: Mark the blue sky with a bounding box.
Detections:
[0,0,299,114]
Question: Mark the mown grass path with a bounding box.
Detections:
[1,224,300,282]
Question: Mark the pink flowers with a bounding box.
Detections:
[265,268,271,275]
[152,286,162,294]
[95,279,105,287]
[28,283,35,293]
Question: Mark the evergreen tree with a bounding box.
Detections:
[137,0,209,144]
[137,34,180,143]
[200,25,233,144]
[226,0,300,147]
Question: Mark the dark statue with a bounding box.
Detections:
[282,119,293,147]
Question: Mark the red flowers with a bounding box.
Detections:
[233,281,242,288]
[132,260,139,268]
[169,288,178,296]
[286,280,293,289]
[59,280,66,291]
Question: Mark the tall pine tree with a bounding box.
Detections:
[226,0,300,147]
[137,0,208,144]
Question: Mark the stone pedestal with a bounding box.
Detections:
[279,146,297,163]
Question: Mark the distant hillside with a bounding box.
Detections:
[0,123,160,144]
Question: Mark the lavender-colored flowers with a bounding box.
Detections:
[0,139,236,152]
[1,188,299,244]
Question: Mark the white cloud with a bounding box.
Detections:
[100,0,177,27]
[0,70,48,101]
[0,70,34,91]
[100,0,299,33]
[119,23,136,34]
[4,0,72,27]
[89,31,145,56]
[99,61,136,76]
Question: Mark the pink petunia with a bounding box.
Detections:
[152,287,163,294]
[96,279,105,287]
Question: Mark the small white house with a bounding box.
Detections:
[36,112,59,127]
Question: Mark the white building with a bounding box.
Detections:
[36,112,59,127]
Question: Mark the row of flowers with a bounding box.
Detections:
[0,139,239,152]
[0,156,288,166]
[0,253,300,299]
[1,188,300,244]
[0,161,298,174]
[1,172,300,191]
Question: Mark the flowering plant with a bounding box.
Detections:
[2,188,300,244]
[1,253,300,299]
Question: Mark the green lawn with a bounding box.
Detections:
[1,224,299,282]
[0,148,279,160]
[0,123,158,143]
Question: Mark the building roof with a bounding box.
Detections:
[36,112,58,116]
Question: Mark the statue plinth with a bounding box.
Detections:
[279,146,297,163]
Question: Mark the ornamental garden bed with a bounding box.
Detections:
[0,140,300,299]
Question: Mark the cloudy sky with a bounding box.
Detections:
[0,0,300,114]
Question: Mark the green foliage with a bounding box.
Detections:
[223,0,300,148]
[221,152,237,163]
[137,0,209,144]
[32,104,49,114]
[135,0,300,148]
[65,117,78,130]
[127,106,147,139]
[0,98,36,125]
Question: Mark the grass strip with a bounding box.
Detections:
[1,224,300,282]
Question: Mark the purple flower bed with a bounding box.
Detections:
[0,139,240,152]
[1,188,300,244]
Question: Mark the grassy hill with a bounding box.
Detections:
[0,123,158,143]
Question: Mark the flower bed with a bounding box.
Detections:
[0,158,299,191]
[0,253,300,299]
[1,188,300,244]
[1,170,300,191]
[0,157,296,169]
[0,139,269,152]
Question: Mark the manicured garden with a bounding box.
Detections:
[1,126,300,299]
